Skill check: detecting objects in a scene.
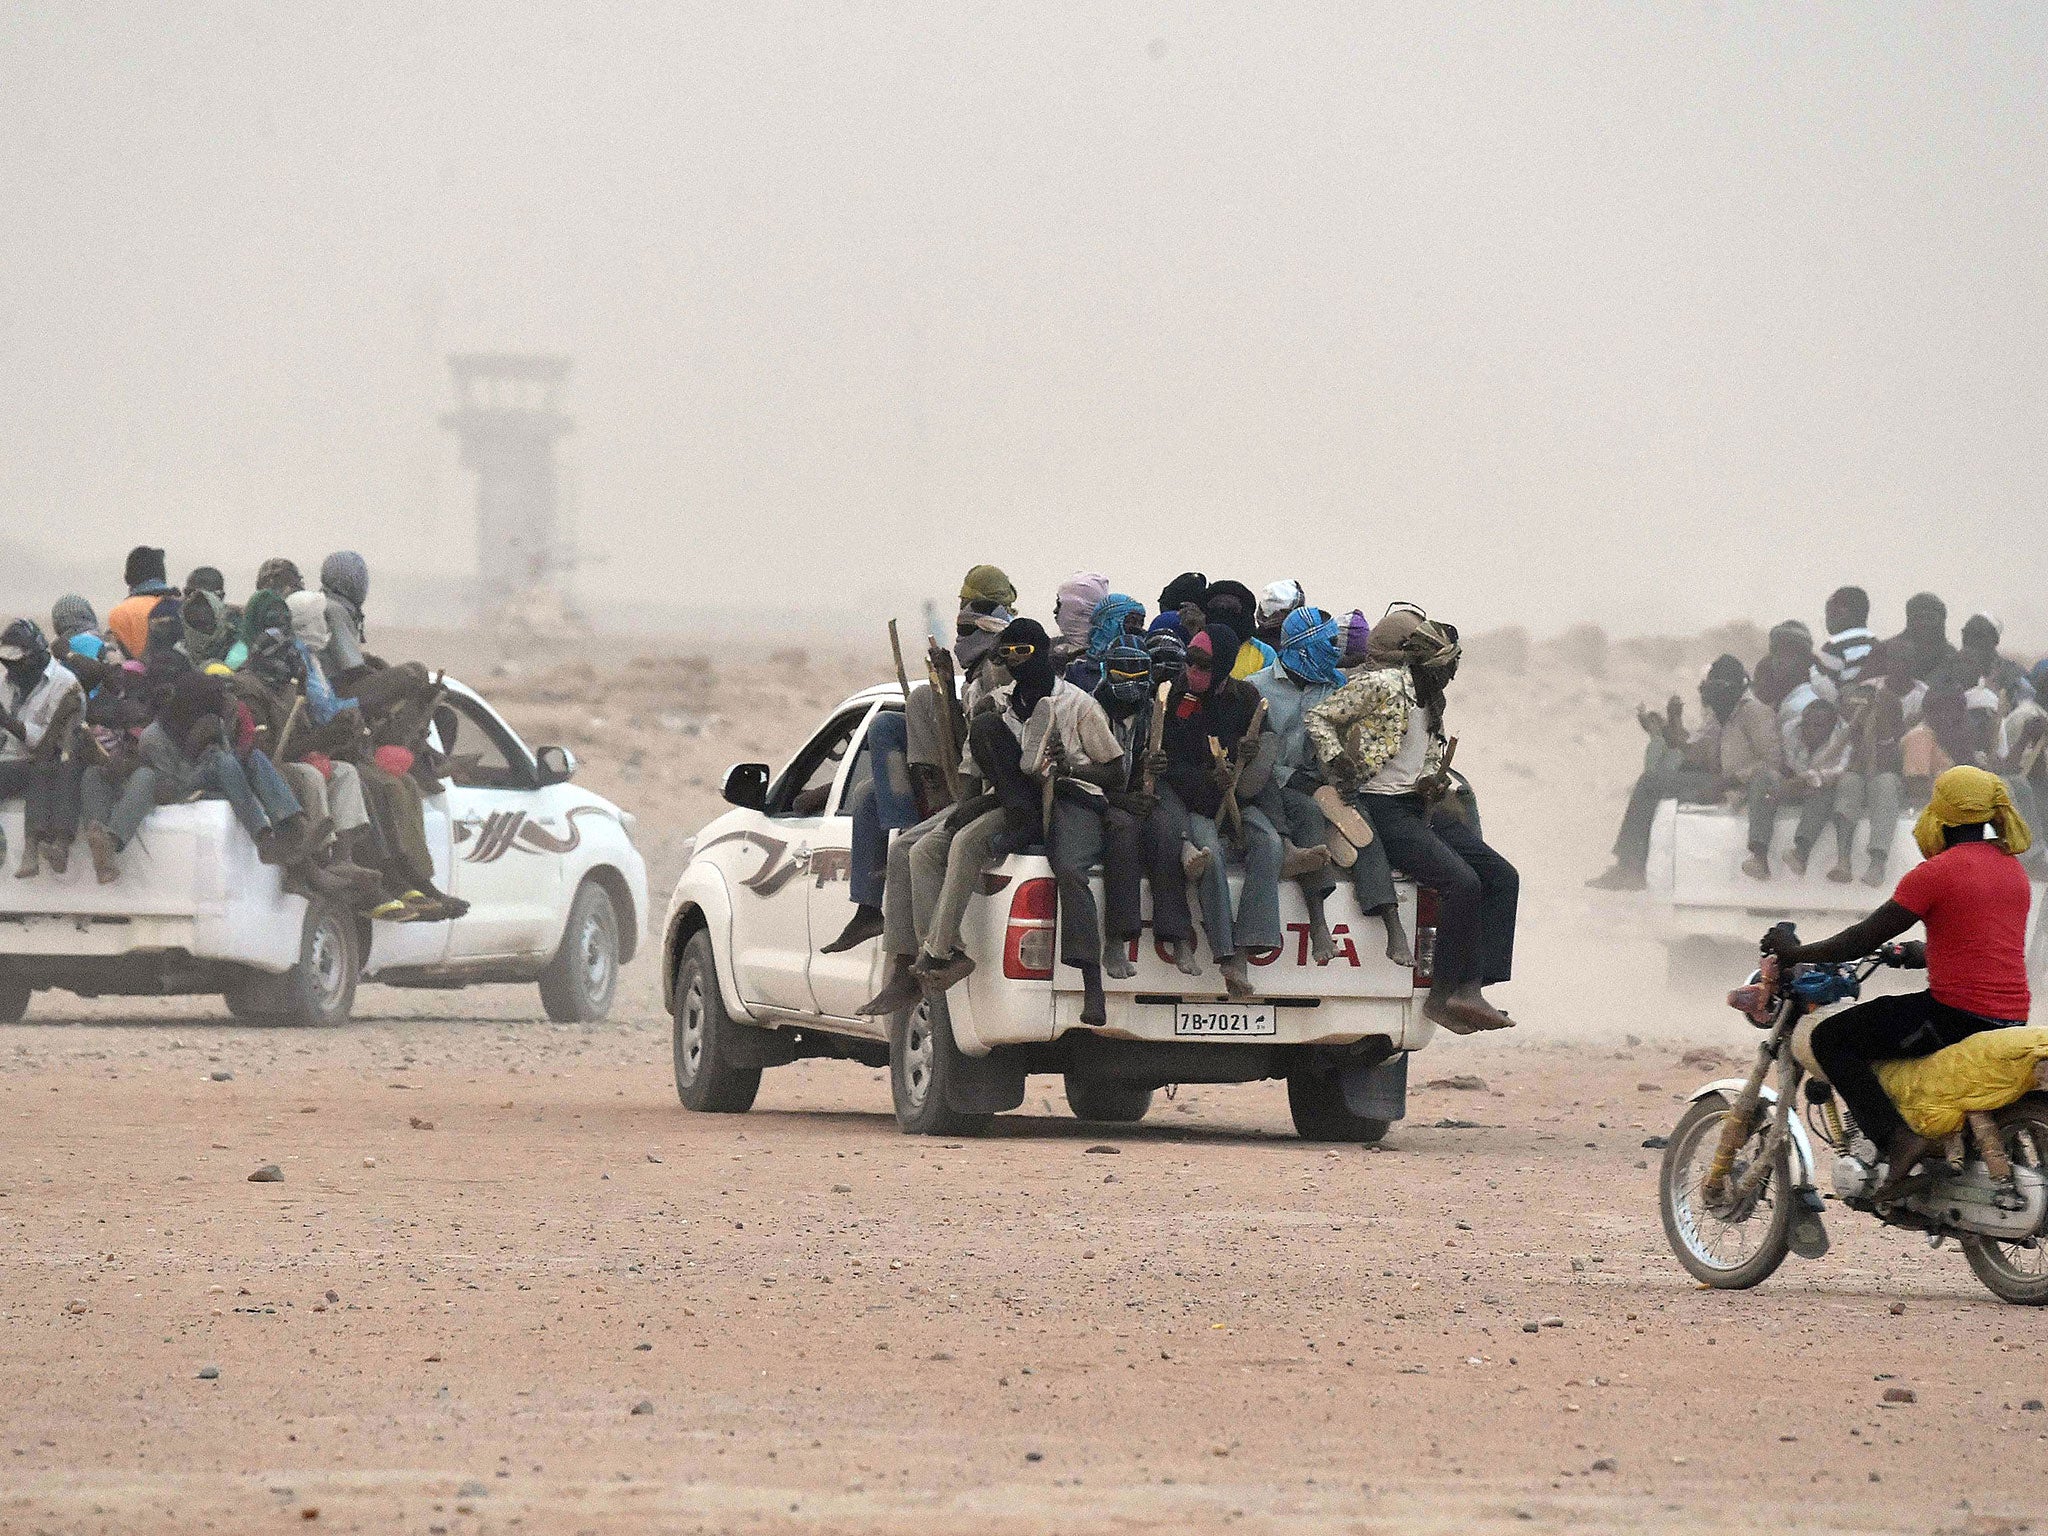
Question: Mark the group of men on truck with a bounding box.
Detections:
[1589,586,2048,891]
[823,566,1520,1038]
[0,544,469,922]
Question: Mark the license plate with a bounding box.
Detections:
[1172,1003,1275,1038]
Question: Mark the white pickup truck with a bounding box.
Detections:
[1644,800,2047,982]
[0,679,648,1026]
[660,685,1437,1140]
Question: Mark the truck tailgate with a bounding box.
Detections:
[947,858,1427,1054]
[0,802,300,970]
[0,802,250,918]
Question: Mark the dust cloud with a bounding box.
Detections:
[4,6,2046,641]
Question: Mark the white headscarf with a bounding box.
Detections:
[286,590,331,650]
[1259,579,1305,624]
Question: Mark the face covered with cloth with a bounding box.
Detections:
[1276,606,1344,687]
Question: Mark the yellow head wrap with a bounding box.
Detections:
[959,564,1018,607]
[1913,765,2033,860]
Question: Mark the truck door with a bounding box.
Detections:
[438,695,563,960]
[804,705,887,1026]
[735,706,867,1015]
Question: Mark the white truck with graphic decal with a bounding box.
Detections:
[0,679,648,1025]
[661,686,1436,1140]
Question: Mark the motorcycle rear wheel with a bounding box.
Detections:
[1660,1093,1795,1289]
[1962,1096,2048,1306]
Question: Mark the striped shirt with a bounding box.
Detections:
[1816,626,1880,687]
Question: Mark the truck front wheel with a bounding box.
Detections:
[1286,1070,1391,1143]
[672,932,760,1113]
[539,879,620,1023]
[890,996,990,1136]
[224,898,359,1027]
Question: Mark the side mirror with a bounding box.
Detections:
[722,762,771,811]
[535,745,579,785]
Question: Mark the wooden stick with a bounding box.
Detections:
[1141,682,1170,796]
[887,620,912,702]
[274,696,306,764]
[925,641,963,803]
[1214,698,1268,842]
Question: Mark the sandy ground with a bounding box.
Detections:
[5,625,2046,1534]
[8,1018,2048,1536]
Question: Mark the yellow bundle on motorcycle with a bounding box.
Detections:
[1876,1026,2048,1139]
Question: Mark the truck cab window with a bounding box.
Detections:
[832,708,886,817]
[433,697,534,791]
[768,709,864,818]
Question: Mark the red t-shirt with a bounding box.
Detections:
[1892,839,2034,1021]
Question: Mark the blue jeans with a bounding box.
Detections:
[195,747,301,840]
[1171,790,1283,960]
[850,711,920,908]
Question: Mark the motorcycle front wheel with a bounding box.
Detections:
[1660,1093,1795,1289]
[1963,1096,2048,1306]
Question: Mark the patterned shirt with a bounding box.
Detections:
[1304,666,1445,794]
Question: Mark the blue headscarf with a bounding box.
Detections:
[1277,606,1344,687]
[1087,594,1145,660]
[1100,638,1154,706]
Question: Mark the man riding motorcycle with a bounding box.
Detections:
[1765,765,2033,1200]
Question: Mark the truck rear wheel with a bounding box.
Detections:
[890,996,990,1136]
[539,879,620,1023]
[1287,1070,1391,1143]
[673,931,760,1113]
[224,897,359,1027]
[1063,1075,1153,1124]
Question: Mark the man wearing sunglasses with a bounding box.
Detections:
[1080,636,1203,982]
[906,618,1128,1023]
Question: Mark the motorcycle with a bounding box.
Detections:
[1657,936,2048,1304]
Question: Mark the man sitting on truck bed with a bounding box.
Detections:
[1252,605,1408,966]
[1768,695,1853,880]
[0,620,85,879]
[1160,624,1282,1002]
[1588,654,1752,891]
[1307,605,1518,1035]
[1089,632,1203,979]
[910,617,1129,1018]
[81,671,312,884]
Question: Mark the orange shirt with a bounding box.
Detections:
[105,593,165,659]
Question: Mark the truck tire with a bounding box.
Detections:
[1286,1070,1391,1143]
[890,996,991,1137]
[224,898,359,1027]
[1063,1075,1153,1124]
[538,879,620,1023]
[672,931,760,1113]
[0,977,29,1023]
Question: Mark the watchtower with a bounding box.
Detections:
[440,354,574,600]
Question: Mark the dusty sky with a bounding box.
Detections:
[4,3,2044,645]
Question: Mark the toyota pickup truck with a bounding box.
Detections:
[1643,800,2047,983]
[0,678,647,1025]
[660,685,1438,1140]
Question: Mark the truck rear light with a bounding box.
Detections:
[1411,886,1439,990]
[1003,876,1057,980]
